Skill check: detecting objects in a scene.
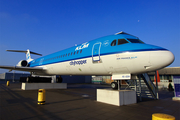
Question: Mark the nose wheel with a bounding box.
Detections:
[111,82,118,90]
[111,81,121,90]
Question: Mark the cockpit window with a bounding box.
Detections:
[127,39,144,43]
[111,40,116,46]
[118,39,129,45]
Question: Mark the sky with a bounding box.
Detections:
[0,0,180,73]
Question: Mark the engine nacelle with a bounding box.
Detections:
[17,60,28,67]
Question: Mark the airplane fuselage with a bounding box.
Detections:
[28,32,174,76]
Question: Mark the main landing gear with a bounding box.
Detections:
[56,76,63,83]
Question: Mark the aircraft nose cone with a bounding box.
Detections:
[150,50,174,70]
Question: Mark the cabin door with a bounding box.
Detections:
[92,42,101,62]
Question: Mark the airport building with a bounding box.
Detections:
[148,67,180,82]
[0,72,30,81]
[0,72,91,83]
[148,67,180,88]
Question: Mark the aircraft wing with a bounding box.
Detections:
[0,65,45,72]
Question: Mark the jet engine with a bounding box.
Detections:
[17,60,28,67]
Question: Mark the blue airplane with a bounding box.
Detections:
[0,31,174,88]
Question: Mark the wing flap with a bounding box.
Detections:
[0,65,45,72]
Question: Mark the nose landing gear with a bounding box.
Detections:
[111,81,121,90]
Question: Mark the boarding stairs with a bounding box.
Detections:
[125,73,157,99]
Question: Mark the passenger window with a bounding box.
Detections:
[77,51,79,54]
[74,51,76,55]
[71,52,73,55]
[80,50,82,53]
[68,53,70,56]
[111,40,116,46]
[118,39,129,45]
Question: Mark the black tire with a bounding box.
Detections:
[111,82,118,90]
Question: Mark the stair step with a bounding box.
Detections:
[137,95,153,98]
[136,93,153,96]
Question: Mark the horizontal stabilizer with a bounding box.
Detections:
[6,50,42,56]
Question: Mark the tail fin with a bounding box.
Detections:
[26,49,33,62]
[6,49,42,62]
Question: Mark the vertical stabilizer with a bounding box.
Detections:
[26,49,32,62]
